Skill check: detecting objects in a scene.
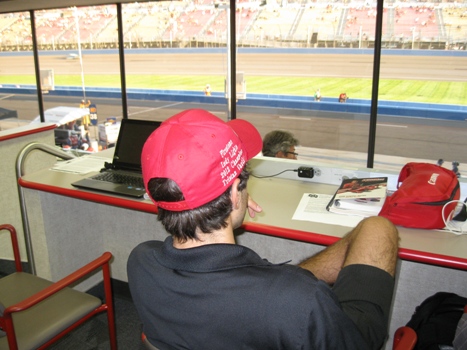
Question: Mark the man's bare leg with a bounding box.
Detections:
[299,216,399,284]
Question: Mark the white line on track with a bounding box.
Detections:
[0,94,15,100]
[279,116,309,121]
[377,124,407,128]
[128,102,183,117]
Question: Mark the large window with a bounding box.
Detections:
[375,3,467,172]
[35,5,121,151]
[1,0,466,174]
[0,11,38,130]
[121,1,229,123]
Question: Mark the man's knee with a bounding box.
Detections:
[361,215,395,227]
[359,216,399,241]
[346,216,399,276]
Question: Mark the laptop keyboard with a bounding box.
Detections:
[93,172,144,188]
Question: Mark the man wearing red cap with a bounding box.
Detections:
[128,109,399,350]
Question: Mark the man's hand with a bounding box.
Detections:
[247,196,262,218]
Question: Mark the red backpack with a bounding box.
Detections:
[379,163,460,229]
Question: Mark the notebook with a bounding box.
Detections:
[72,118,161,198]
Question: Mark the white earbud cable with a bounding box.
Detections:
[442,200,467,235]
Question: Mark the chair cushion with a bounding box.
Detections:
[0,272,102,350]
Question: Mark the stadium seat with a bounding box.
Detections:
[0,224,117,350]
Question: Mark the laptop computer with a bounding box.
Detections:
[72,118,161,198]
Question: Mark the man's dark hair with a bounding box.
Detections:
[147,168,249,242]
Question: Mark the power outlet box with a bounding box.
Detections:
[298,166,314,179]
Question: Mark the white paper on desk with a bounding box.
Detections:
[292,193,363,228]
[51,156,108,174]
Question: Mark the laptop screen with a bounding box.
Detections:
[112,119,162,171]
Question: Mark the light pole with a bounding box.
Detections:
[215,2,233,120]
[74,7,86,101]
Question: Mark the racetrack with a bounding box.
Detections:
[1,51,467,172]
[2,52,467,81]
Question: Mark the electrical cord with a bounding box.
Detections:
[251,169,298,179]
[442,199,467,235]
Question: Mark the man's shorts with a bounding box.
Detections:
[333,264,395,349]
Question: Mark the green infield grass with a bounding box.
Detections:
[1,74,465,105]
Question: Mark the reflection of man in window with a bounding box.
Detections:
[262,130,299,159]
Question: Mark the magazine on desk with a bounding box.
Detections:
[326,177,388,217]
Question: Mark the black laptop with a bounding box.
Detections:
[72,118,161,198]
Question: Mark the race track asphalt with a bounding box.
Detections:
[1,52,466,168]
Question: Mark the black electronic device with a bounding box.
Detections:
[72,119,161,198]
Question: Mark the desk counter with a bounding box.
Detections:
[245,176,467,270]
[19,152,467,271]
[18,152,467,349]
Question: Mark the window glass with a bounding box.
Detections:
[2,1,466,173]
[34,5,120,153]
[375,3,467,175]
[235,1,374,169]
[122,1,229,124]
[0,11,39,131]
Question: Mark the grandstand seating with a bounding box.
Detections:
[296,5,340,41]
[392,6,439,41]
[61,12,114,44]
[205,9,228,40]
[130,11,172,43]
[252,7,300,41]
[35,15,69,45]
[95,15,118,45]
[205,7,259,46]
[343,7,388,40]
[0,15,31,46]
[162,8,215,40]
[442,6,467,46]
[0,1,466,50]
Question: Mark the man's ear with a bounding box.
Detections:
[230,178,241,209]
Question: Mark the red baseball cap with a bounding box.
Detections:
[141,109,262,211]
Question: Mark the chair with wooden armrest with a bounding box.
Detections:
[393,326,417,350]
[0,224,118,350]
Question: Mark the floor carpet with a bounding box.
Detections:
[49,294,146,350]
